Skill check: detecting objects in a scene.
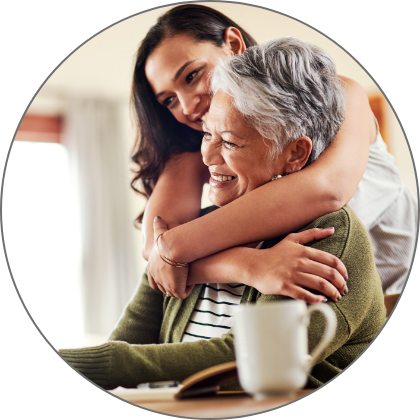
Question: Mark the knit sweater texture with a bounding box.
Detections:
[60,205,386,390]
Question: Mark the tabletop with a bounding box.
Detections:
[112,389,314,418]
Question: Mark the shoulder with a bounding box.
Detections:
[260,207,351,259]
[302,206,372,259]
[338,75,366,96]
[262,206,368,261]
[298,206,352,259]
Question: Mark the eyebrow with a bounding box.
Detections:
[221,131,245,140]
[155,60,197,100]
[202,120,245,140]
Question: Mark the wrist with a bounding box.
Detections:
[235,248,257,288]
[159,228,192,264]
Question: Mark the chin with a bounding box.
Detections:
[209,192,236,208]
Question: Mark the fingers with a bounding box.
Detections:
[165,285,190,300]
[155,281,168,296]
[153,216,169,241]
[297,273,344,302]
[305,247,348,284]
[282,284,329,305]
[286,227,335,245]
[299,258,347,296]
[150,272,192,299]
[184,285,194,297]
[148,275,159,290]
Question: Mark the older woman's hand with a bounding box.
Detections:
[147,216,194,299]
[248,227,348,303]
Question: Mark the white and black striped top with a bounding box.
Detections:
[181,241,264,343]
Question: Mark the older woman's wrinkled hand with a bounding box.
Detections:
[248,227,348,303]
[147,216,194,299]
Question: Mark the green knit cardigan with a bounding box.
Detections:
[60,205,386,390]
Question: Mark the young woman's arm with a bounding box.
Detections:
[142,151,208,260]
[151,218,348,303]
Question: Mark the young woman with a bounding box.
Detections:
[131,4,416,301]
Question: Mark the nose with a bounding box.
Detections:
[201,138,224,167]
[179,92,200,118]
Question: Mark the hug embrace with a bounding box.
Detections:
[60,5,417,391]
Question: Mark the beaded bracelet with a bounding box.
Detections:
[155,233,190,268]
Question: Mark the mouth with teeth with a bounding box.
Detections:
[209,172,238,188]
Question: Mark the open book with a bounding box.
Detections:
[110,361,238,401]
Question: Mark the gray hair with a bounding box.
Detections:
[210,37,347,163]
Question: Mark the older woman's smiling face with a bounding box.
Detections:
[202,90,288,207]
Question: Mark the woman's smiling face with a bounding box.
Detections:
[145,34,232,132]
[202,90,288,207]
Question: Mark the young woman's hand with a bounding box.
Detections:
[247,228,348,303]
[147,216,193,299]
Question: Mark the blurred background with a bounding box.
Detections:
[2,2,416,349]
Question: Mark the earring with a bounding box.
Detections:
[271,175,282,181]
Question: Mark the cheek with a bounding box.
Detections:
[198,76,212,94]
[236,165,269,193]
[170,107,194,129]
[227,159,250,186]
[170,107,185,123]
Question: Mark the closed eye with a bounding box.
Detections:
[222,141,239,150]
[203,132,212,140]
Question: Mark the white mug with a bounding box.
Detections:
[234,300,337,399]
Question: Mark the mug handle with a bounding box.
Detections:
[305,304,337,371]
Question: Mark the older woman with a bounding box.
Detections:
[60,38,386,390]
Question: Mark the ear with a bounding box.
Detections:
[284,136,312,173]
[224,27,246,55]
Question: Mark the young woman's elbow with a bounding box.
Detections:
[318,178,347,212]
[326,192,347,213]
[325,190,350,213]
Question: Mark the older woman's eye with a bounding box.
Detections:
[223,141,238,150]
[203,132,212,140]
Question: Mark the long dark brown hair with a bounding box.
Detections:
[130,4,257,223]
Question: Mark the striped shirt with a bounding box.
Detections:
[182,242,264,342]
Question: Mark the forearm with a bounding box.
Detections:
[59,335,235,390]
[165,174,334,262]
[187,247,256,286]
[163,78,374,262]
[142,152,207,260]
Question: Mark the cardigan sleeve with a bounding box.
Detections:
[59,333,236,390]
[59,268,237,390]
